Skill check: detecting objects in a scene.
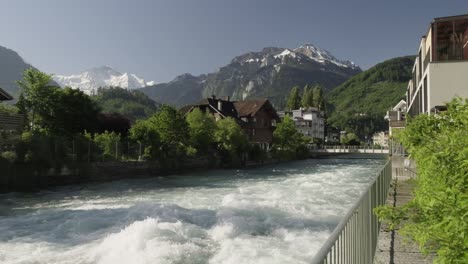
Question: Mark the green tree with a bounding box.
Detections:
[93,87,158,120]
[94,131,121,160]
[146,105,189,158]
[186,108,216,153]
[375,98,468,263]
[340,132,360,145]
[129,119,160,160]
[51,87,100,136]
[215,117,249,164]
[312,85,325,110]
[16,68,59,130]
[286,86,301,111]
[272,115,309,159]
[16,69,100,136]
[301,85,313,108]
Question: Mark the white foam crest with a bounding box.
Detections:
[0,159,385,263]
[88,218,213,264]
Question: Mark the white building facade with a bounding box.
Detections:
[385,100,407,136]
[407,15,468,116]
[291,107,325,140]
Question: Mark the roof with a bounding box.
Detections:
[392,100,407,111]
[179,104,194,115]
[433,14,468,23]
[234,98,268,117]
[180,97,279,120]
[193,98,238,118]
[0,87,13,101]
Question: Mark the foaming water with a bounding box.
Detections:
[0,158,385,264]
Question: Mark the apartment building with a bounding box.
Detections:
[407,14,468,116]
[278,107,325,140]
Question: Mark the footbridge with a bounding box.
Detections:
[311,145,389,155]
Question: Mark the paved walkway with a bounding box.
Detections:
[373,178,435,263]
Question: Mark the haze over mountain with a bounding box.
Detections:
[54,66,156,95]
[0,45,37,97]
[139,43,361,108]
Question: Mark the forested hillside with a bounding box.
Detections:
[93,87,159,120]
[326,56,415,138]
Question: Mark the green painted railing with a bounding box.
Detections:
[312,159,392,264]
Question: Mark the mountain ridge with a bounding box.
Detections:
[54,66,156,94]
[139,43,361,108]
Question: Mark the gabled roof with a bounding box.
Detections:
[179,104,194,115]
[0,87,13,101]
[392,100,407,111]
[189,98,238,118]
[234,98,269,117]
[180,97,279,120]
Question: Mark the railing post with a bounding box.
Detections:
[311,160,391,264]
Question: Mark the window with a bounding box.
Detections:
[435,18,468,61]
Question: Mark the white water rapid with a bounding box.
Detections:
[0,158,385,264]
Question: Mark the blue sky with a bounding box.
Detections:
[1,0,467,82]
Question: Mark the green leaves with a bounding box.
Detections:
[215,117,248,154]
[93,87,158,121]
[186,108,216,152]
[15,69,100,136]
[389,97,468,263]
[272,115,309,160]
[286,86,301,111]
[327,56,415,137]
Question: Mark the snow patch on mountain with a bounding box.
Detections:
[54,66,155,94]
[294,43,358,69]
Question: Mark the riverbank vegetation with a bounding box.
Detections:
[375,98,467,263]
[1,69,312,182]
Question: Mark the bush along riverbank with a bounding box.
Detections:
[374,97,468,263]
[0,69,312,192]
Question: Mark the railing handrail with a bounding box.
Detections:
[311,159,392,263]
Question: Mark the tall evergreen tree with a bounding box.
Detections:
[286,86,301,111]
[301,85,309,108]
[301,84,314,108]
[312,85,325,110]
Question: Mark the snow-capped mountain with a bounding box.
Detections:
[294,43,358,69]
[140,43,361,108]
[54,66,155,94]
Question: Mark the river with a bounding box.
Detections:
[0,158,386,264]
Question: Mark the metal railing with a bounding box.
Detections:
[311,159,392,264]
[311,145,389,154]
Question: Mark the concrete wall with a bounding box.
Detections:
[429,61,468,108]
[0,158,215,192]
[425,27,432,56]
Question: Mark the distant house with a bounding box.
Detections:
[0,87,24,131]
[372,131,389,148]
[181,96,280,150]
[385,99,406,136]
[278,107,325,141]
[0,87,13,102]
